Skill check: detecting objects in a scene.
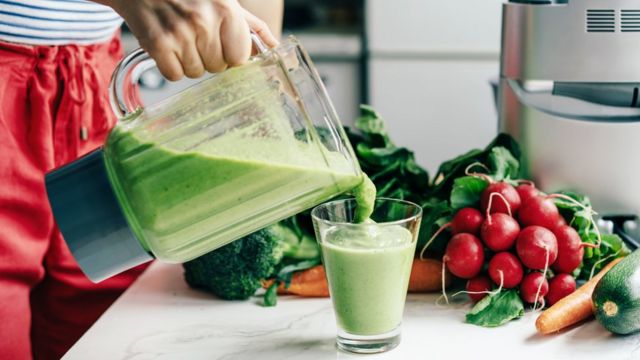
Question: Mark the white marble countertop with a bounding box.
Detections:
[64,262,640,360]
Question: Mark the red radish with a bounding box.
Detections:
[552,226,584,274]
[546,274,577,306]
[444,233,485,279]
[520,272,549,304]
[516,184,539,205]
[480,182,522,215]
[516,226,558,270]
[451,208,484,235]
[480,213,520,251]
[418,208,484,259]
[554,216,567,230]
[488,252,524,289]
[518,196,561,230]
[466,275,492,303]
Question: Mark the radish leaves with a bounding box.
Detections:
[466,289,524,327]
[450,176,489,210]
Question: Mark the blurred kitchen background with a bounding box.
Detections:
[121,0,503,174]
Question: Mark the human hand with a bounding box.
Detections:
[107,0,279,80]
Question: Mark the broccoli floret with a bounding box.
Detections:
[183,228,284,300]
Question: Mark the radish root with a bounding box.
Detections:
[547,193,602,249]
[464,162,493,183]
[419,222,451,260]
[588,249,622,280]
[436,271,504,306]
[440,259,449,305]
[533,247,550,311]
[485,192,512,220]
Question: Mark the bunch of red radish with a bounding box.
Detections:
[441,181,595,307]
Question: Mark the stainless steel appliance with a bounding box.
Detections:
[498,0,640,219]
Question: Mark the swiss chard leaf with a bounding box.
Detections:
[416,199,453,255]
[465,289,524,327]
[346,105,429,207]
[353,105,393,148]
[263,258,322,307]
[488,147,519,181]
[450,176,489,210]
[276,258,322,288]
[430,134,521,201]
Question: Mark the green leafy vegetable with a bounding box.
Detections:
[579,233,630,280]
[450,176,489,210]
[487,146,519,182]
[416,198,452,254]
[264,282,279,307]
[263,258,321,307]
[345,105,429,205]
[430,135,520,201]
[553,191,630,280]
[465,290,524,327]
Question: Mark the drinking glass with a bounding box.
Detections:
[311,198,422,354]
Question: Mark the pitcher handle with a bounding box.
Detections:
[109,31,271,118]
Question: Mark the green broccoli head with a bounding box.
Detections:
[183,227,284,300]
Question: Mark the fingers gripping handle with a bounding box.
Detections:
[109,31,270,118]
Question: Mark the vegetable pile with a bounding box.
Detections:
[419,137,630,327]
[183,105,444,305]
[183,104,630,329]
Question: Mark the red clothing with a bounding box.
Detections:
[0,35,148,359]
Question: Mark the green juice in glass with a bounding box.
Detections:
[319,176,416,336]
[321,224,416,335]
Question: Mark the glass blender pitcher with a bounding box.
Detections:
[45,35,363,282]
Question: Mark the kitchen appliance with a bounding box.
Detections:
[498,0,640,222]
[45,35,362,282]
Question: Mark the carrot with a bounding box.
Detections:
[263,258,449,298]
[262,265,330,297]
[408,258,451,293]
[283,265,329,297]
[535,257,624,334]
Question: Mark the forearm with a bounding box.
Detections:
[91,0,284,34]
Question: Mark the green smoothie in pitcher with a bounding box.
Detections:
[103,65,363,262]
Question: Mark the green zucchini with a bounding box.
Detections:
[592,250,640,335]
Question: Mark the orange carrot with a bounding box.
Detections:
[283,265,329,297]
[262,265,330,297]
[263,258,450,298]
[408,258,451,293]
[535,257,624,335]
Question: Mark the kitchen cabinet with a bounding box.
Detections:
[369,58,499,172]
[64,262,640,359]
[366,0,503,173]
[366,0,503,54]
